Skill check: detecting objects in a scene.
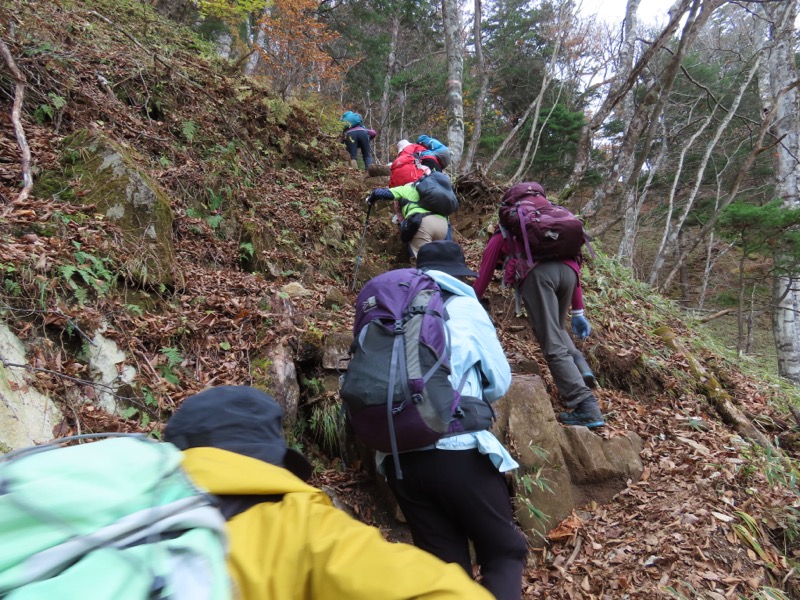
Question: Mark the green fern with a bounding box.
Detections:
[181,120,198,143]
[160,346,183,367]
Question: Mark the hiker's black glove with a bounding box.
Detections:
[571,310,591,339]
[368,188,394,205]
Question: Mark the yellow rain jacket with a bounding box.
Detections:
[181,447,493,600]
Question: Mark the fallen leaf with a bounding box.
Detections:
[711,511,734,523]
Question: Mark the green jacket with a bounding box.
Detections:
[390,185,447,220]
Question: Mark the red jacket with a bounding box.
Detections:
[389,144,428,187]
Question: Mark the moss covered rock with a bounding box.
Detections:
[61,130,177,287]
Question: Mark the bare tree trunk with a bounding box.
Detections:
[746,284,758,355]
[505,2,570,184]
[485,95,537,173]
[507,82,560,185]
[696,169,723,310]
[0,37,32,204]
[648,103,719,285]
[585,0,722,219]
[567,0,641,193]
[659,104,775,290]
[650,53,761,287]
[517,91,563,182]
[617,121,668,267]
[398,85,408,142]
[678,229,690,304]
[607,19,638,220]
[461,0,488,174]
[442,0,465,169]
[567,0,693,196]
[736,252,747,353]
[760,0,800,385]
[697,234,714,311]
[379,14,400,159]
[244,9,270,75]
[698,236,736,312]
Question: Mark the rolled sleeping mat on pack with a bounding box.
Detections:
[368,164,391,177]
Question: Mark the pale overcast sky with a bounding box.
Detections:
[580,0,670,26]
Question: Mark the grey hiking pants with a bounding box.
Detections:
[519,261,594,409]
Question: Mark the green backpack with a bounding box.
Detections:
[0,434,232,600]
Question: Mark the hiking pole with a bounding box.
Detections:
[351,200,373,292]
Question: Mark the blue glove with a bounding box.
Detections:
[368,188,394,205]
[571,310,591,339]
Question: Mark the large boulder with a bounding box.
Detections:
[559,426,644,506]
[262,343,300,430]
[86,322,138,416]
[495,374,644,545]
[251,292,301,427]
[322,332,351,370]
[61,130,177,287]
[494,375,575,543]
[0,323,65,451]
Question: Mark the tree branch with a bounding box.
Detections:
[0,359,155,412]
[0,305,96,346]
[697,308,734,323]
[0,36,33,205]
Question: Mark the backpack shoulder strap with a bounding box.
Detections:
[440,294,497,427]
[440,293,470,395]
[216,493,284,520]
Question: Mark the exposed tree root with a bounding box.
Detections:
[655,326,777,451]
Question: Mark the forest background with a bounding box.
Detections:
[179,0,800,386]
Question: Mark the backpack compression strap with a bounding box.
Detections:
[216,494,283,520]
[386,322,407,479]
[516,203,536,268]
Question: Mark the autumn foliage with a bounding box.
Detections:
[255,0,351,97]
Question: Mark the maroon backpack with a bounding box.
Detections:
[498,182,590,264]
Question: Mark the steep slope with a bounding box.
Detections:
[1,1,799,598]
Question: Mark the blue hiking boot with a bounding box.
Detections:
[559,398,605,429]
[559,411,605,428]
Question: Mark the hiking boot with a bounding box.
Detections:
[559,410,605,428]
[559,398,605,429]
[582,372,597,389]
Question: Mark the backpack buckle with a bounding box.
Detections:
[411,393,423,405]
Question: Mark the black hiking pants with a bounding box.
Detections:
[343,128,373,169]
[385,448,528,600]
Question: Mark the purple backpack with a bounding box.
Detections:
[339,269,482,478]
[498,182,590,263]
